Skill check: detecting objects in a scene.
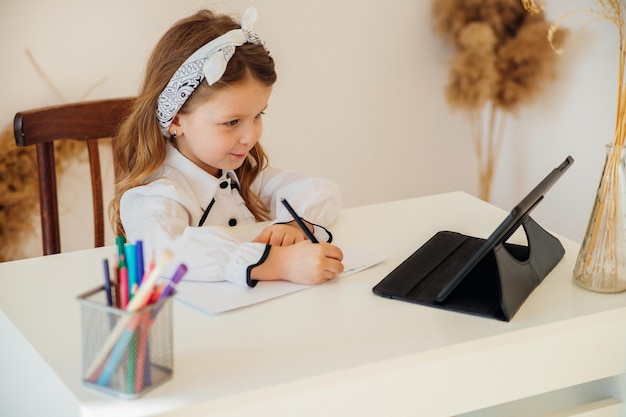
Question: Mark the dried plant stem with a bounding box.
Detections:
[26,49,67,103]
[614,1,626,147]
[542,1,626,148]
[581,1,626,272]
[582,148,622,269]
[469,103,506,201]
[26,47,107,104]
[80,78,108,101]
[468,109,487,199]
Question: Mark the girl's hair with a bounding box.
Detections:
[109,9,277,236]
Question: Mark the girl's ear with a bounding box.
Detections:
[169,115,182,136]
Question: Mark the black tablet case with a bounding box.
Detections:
[373,157,573,321]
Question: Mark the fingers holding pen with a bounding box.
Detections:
[250,241,344,285]
[254,198,343,284]
[313,241,345,279]
[320,241,344,264]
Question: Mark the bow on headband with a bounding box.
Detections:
[156,7,269,137]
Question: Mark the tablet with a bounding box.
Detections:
[434,156,573,301]
[372,156,573,319]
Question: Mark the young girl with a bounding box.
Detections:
[109,7,344,287]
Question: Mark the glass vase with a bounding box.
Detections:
[573,144,626,293]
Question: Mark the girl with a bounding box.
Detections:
[109,7,344,287]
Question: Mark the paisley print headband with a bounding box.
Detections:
[156,7,268,137]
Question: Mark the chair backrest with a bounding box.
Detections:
[13,97,134,255]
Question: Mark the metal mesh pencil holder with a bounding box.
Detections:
[77,286,174,399]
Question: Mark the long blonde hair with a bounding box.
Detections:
[110,9,277,236]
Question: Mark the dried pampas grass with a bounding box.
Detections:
[0,123,87,262]
[0,124,38,262]
[432,0,567,201]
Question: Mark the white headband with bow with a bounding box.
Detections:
[156,7,268,137]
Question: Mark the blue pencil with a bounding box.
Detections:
[95,328,135,387]
[125,243,138,298]
[135,240,145,286]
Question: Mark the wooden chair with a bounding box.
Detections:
[13,98,134,255]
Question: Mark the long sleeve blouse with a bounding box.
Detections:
[120,143,340,287]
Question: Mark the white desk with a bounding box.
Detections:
[2,192,626,417]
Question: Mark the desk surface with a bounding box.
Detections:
[2,192,626,417]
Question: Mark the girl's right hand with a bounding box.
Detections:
[251,241,344,285]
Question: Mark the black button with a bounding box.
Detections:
[220,181,228,189]
[228,218,237,227]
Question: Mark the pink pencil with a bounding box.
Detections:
[133,314,151,392]
[119,266,129,309]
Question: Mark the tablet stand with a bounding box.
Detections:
[372,216,565,322]
[435,216,565,321]
[374,156,573,321]
[495,216,564,319]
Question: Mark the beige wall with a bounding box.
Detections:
[1,0,616,257]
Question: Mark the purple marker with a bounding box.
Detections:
[150,263,187,319]
[159,264,188,300]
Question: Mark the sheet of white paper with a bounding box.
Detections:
[171,245,385,315]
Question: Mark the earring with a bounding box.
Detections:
[171,130,177,139]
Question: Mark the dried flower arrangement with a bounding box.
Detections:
[522,0,626,292]
[0,50,106,262]
[432,0,568,201]
[0,125,90,262]
[0,123,39,262]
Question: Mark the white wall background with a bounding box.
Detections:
[0,0,617,258]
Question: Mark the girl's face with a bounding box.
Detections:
[171,76,273,177]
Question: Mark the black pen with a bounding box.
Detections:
[281,198,319,243]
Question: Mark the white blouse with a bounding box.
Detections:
[120,143,340,286]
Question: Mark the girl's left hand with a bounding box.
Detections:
[253,223,311,246]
